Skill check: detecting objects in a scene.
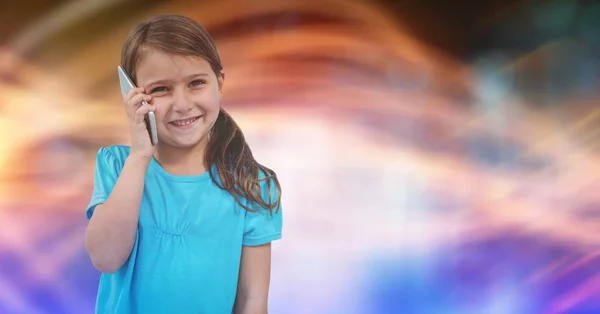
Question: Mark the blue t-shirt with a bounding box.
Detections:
[85,145,282,314]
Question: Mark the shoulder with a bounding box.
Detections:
[98,144,130,159]
[255,166,281,209]
[94,145,131,169]
[257,166,276,182]
[257,167,278,189]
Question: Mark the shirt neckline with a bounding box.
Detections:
[149,156,213,183]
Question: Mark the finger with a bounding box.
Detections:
[127,93,152,110]
[124,87,145,102]
[133,102,157,124]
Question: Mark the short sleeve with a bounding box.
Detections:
[86,147,121,220]
[242,174,283,246]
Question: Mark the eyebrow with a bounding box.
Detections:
[145,73,210,87]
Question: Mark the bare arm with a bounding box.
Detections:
[84,154,149,273]
[234,243,273,314]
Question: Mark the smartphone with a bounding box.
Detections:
[117,66,159,145]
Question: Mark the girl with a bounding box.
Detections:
[84,14,282,314]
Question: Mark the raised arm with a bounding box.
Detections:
[84,152,149,273]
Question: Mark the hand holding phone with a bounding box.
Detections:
[118,66,159,157]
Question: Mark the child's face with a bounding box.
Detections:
[135,48,223,149]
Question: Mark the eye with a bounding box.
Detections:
[189,79,206,87]
[150,86,169,94]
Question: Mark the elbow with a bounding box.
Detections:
[89,256,123,274]
[84,234,125,274]
[86,244,124,274]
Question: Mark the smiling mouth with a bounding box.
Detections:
[169,116,202,128]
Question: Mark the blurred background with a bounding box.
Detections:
[1,0,599,313]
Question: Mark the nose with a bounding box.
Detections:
[172,88,192,113]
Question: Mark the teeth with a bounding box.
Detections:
[172,117,197,126]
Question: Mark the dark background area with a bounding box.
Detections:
[381,0,600,60]
[2,0,598,60]
[379,0,533,58]
[0,0,555,59]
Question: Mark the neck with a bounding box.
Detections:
[153,138,209,176]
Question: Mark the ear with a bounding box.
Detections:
[217,72,225,93]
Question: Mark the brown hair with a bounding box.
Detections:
[120,14,281,214]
